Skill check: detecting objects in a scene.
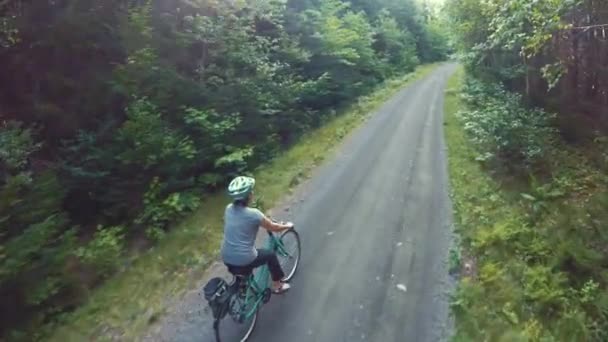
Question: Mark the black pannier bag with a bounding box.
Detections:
[203,277,231,320]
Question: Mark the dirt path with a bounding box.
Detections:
[143,63,458,342]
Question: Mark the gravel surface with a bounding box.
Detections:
[142,64,458,342]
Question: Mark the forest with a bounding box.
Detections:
[446,0,608,340]
[0,0,449,339]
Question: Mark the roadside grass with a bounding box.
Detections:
[445,67,608,340]
[444,65,530,339]
[46,63,441,341]
[443,66,526,268]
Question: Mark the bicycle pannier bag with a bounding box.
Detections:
[203,277,231,319]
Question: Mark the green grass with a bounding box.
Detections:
[45,63,440,342]
[444,65,530,339]
[444,66,526,253]
[445,67,608,341]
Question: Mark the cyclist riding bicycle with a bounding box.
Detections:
[221,176,292,294]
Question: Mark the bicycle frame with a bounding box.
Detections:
[236,232,288,321]
[213,227,299,342]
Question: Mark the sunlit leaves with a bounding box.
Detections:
[448,0,579,85]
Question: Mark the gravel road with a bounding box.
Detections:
[143,63,458,342]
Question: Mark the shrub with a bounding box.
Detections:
[457,77,556,168]
[0,123,76,315]
[116,98,197,170]
[75,226,125,278]
[0,121,41,172]
[136,178,201,240]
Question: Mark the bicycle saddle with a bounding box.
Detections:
[225,264,254,277]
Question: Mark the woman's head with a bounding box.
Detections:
[227,176,255,206]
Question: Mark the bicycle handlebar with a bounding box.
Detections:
[267,218,295,236]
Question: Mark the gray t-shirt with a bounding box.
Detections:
[221,204,264,266]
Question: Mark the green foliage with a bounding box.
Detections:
[75,226,125,278]
[1,214,77,311]
[373,0,448,63]
[448,247,462,275]
[0,122,41,172]
[137,178,201,236]
[424,19,451,62]
[319,5,376,67]
[457,77,555,167]
[520,176,566,220]
[0,123,45,228]
[0,0,449,337]
[486,0,575,58]
[2,215,65,282]
[373,10,419,74]
[446,68,608,341]
[117,99,196,170]
[297,0,380,104]
[0,122,78,314]
[214,148,254,175]
[447,0,582,87]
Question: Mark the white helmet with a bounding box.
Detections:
[227,176,255,201]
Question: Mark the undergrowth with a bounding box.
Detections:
[445,67,608,341]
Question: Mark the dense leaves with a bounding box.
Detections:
[448,72,608,341]
[457,78,556,167]
[0,0,447,338]
[447,0,608,128]
[447,0,608,339]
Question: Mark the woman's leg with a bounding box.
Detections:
[249,249,285,281]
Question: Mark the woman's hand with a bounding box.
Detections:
[261,217,293,232]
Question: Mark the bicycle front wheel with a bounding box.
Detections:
[277,229,301,281]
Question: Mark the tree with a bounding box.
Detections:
[373,10,419,74]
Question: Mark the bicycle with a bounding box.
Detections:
[204,226,301,342]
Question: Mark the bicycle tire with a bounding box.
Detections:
[277,229,301,282]
[215,308,258,342]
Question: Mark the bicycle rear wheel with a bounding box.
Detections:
[215,295,258,342]
[215,311,257,342]
[277,229,301,281]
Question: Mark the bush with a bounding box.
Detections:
[449,73,608,341]
[136,178,201,240]
[75,226,125,278]
[457,77,555,168]
[0,123,76,312]
[0,121,41,172]
[116,99,197,171]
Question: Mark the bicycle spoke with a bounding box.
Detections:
[276,230,301,281]
[216,311,257,342]
[217,289,258,341]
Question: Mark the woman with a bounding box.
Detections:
[221,176,292,294]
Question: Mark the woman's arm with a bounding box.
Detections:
[260,216,293,232]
